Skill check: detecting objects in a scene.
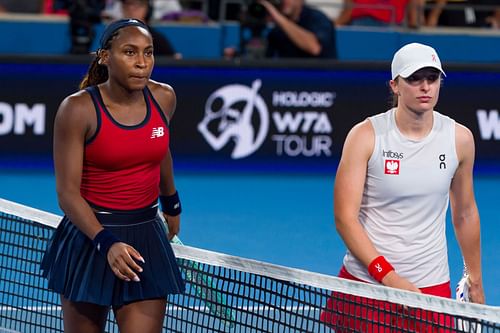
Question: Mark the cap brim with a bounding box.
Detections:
[398,63,446,79]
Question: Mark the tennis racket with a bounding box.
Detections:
[455,263,482,333]
[159,211,235,328]
[170,235,235,328]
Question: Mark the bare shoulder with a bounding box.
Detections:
[345,119,374,147]
[350,119,374,137]
[455,122,474,145]
[341,118,375,159]
[55,90,94,125]
[455,122,475,160]
[148,79,175,96]
[147,80,176,119]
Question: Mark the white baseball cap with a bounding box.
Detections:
[391,43,446,80]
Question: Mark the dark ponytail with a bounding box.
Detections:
[79,55,109,89]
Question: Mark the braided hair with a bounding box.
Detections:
[79,18,150,89]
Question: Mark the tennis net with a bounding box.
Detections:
[1,197,499,332]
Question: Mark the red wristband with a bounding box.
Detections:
[368,256,394,283]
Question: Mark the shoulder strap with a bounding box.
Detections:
[84,86,102,144]
[144,85,170,127]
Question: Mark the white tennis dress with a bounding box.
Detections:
[343,108,458,288]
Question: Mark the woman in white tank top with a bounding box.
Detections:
[321,42,485,332]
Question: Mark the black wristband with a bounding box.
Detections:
[92,229,119,256]
[159,191,182,216]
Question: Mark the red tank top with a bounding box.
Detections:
[81,86,169,210]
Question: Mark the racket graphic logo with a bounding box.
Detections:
[198,79,269,159]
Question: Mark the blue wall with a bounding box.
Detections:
[0,18,500,62]
[0,18,228,59]
[336,27,500,63]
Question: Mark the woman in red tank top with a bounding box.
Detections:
[41,18,184,333]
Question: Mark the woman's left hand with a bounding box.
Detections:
[163,213,180,240]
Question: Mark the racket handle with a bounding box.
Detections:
[170,235,183,245]
[456,274,470,302]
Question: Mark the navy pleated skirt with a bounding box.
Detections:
[40,205,185,307]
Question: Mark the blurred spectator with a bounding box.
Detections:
[204,0,241,21]
[43,0,68,15]
[50,0,105,54]
[262,0,337,59]
[119,0,182,58]
[486,6,500,28]
[307,0,343,22]
[105,0,207,23]
[104,0,182,21]
[151,0,181,20]
[336,0,419,27]
[420,0,500,28]
[0,0,43,13]
[417,0,445,26]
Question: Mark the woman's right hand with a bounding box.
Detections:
[382,271,421,293]
[106,242,145,282]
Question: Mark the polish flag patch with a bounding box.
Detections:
[384,159,400,175]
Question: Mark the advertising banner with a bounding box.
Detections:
[0,60,498,172]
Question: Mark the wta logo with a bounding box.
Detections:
[476,109,500,140]
[198,80,269,159]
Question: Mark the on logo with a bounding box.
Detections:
[198,79,269,159]
[439,154,446,169]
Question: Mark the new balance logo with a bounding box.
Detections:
[151,127,164,138]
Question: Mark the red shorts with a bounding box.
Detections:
[320,266,453,333]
